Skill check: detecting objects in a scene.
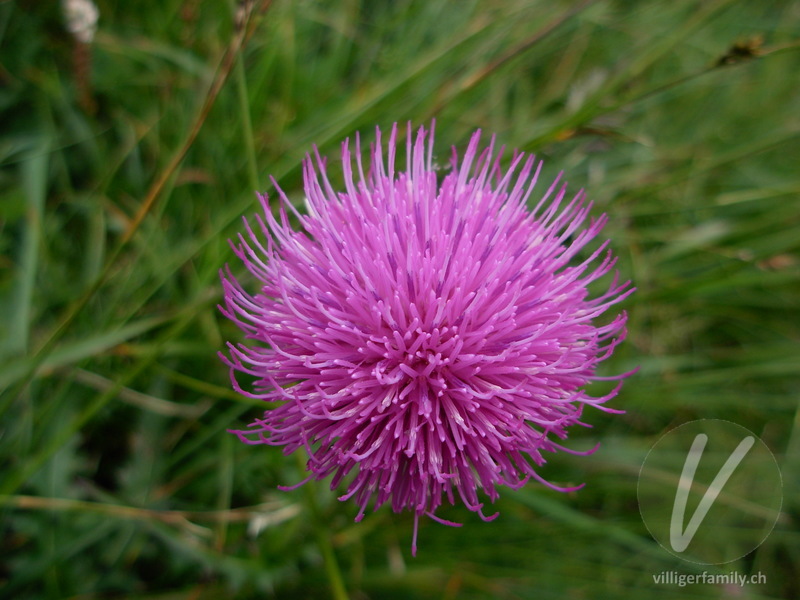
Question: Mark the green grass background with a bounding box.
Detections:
[1,0,799,598]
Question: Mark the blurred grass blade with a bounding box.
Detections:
[0,315,169,391]
[3,141,48,359]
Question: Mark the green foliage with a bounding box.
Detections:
[1,0,798,598]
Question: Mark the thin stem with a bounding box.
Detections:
[315,523,350,600]
[0,494,300,525]
[234,50,260,192]
[297,454,349,600]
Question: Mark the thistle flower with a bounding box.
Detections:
[220,123,634,554]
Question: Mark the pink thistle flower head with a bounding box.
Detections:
[220,123,634,555]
